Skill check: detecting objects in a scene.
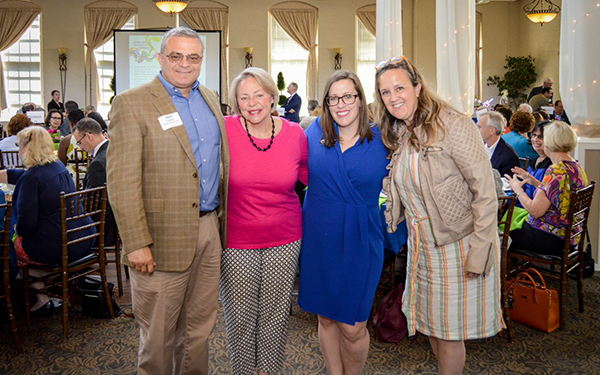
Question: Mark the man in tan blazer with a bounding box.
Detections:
[107,27,229,375]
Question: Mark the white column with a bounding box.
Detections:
[435,0,475,115]
[560,2,600,127]
[376,0,403,62]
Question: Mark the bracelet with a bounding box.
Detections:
[515,191,523,199]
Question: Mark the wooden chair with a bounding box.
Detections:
[22,186,115,339]
[518,157,530,170]
[73,149,91,191]
[0,201,22,354]
[103,231,126,296]
[507,181,595,331]
[0,150,23,169]
[497,195,517,342]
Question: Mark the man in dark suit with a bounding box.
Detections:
[72,118,116,247]
[528,77,553,102]
[554,100,571,125]
[477,111,520,177]
[283,82,301,123]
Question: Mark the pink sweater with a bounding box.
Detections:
[225,116,308,249]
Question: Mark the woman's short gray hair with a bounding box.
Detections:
[160,27,205,53]
[228,68,279,115]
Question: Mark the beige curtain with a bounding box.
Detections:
[356,4,376,37]
[181,1,229,101]
[84,0,137,108]
[0,0,41,110]
[270,2,318,100]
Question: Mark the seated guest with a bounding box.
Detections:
[20,102,37,114]
[59,100,79,136]
[0,126,96,315]
[510,121,554,200]
[57,109,86,182]
[299,99,321,130]
[518,103,533,113]
[44,109,64,133]
[86,111,109,136]
[477,111,519,177]
[0,114,32,153]
[84,105,95,116]
[72,118,116,246]
[506,121,588,257]
[495,105,513,133]
[532,108,550,125]
[47,90,64,112]
[554,100,571,125]
[529,87,553,112]
[502,110,538,162]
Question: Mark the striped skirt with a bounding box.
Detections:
[395,147,504,340]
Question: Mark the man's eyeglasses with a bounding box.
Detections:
[164,53,203,65]
[76,133,87,146]
[326,94,358,107]
[375,56,415,74]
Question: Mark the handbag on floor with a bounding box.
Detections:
[77,277,121,319]
[507,268,559,333]
[373,283,408,343]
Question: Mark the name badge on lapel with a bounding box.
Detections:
[158,112,184,130]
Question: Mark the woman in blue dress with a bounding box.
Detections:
[298,70,389,375]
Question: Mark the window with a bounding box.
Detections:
[0,15,41,122]
[356,18,376,104]
[94,16,135,118]
[270,15,308,116]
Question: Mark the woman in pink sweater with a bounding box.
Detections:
[221,67,308,375]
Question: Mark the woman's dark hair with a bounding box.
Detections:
[44,109,63,127]
[532,120,551,137]
[320,70,372,148]
[495,106,513,127]
[86,111,108,131]
[533,109,549,121]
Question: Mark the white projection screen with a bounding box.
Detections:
[114,29,222,99]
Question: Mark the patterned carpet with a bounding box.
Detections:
[1,274,600,374]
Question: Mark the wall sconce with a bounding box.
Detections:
[244,47,254,68]
[58,48,68,100]
[334,48,343,70]
[153,0,189,15]
[523,0,561,26]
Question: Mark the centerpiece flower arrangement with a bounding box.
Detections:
[47,128,61,143]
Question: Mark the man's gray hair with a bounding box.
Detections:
[74,117,103,135]
[481,111,506,136]
[518,103,533,113]
[160,27,205,53]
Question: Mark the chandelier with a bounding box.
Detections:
[523,0,561,26]
[153,0,189,15]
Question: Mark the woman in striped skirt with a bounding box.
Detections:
[375,57,504,374]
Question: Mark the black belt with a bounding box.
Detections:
[199,210,214,218]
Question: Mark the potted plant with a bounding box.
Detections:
[277,71,287,106]
[487,55,537,110]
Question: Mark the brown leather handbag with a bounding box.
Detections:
[507,268,559,333]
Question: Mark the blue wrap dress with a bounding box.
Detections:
[298,118,389,325]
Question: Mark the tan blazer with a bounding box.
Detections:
[106,76,230,272]
[383,108,498,276]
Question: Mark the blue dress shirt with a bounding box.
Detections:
[158,72,221,211]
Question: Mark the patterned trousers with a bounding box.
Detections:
[220,240,301,375]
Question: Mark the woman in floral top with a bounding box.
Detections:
[505,121,588,256]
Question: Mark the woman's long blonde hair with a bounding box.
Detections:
[18,126,58,168]
[374,57,453,152]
